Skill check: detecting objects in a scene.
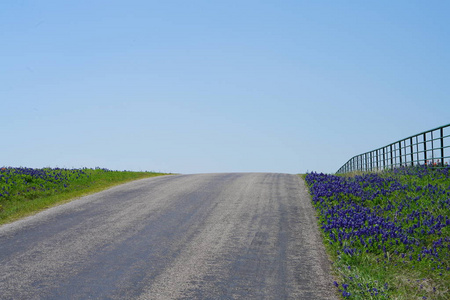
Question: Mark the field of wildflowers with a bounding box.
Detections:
[305,165,449,299]
[0,167,165,224]
[0,167,99,201]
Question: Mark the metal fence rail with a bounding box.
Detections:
[336,123,450,174]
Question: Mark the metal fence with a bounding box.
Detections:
[336,123,450,174]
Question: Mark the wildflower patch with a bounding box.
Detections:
[305,165,449,299]
[0,167,166,224]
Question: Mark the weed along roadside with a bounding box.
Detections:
[303,165,449,299]
[0,167,170,225]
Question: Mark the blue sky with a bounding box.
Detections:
[1,1,449,174]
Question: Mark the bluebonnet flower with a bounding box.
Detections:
[342,291,351,297]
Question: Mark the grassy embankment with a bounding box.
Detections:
[0,167,169,225]
[304,165,449,299]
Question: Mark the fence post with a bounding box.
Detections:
[365,153,368,172]
[376,149,379,170]
[424,133,427,164]
[390,144,393,169]
[415,136,419,165]
[431,131,434,163]
[410,137,414,166]
[441,127,445,166]
[399,141,402,167]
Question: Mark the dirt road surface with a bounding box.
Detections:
[0,173,337,299]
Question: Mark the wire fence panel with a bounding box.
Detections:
[336,123,450,174]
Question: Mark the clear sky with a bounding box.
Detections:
[1,1,449,174]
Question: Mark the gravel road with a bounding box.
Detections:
[0,173,337,299]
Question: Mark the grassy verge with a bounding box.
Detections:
[304,165,449,299]
[0,167,170,225]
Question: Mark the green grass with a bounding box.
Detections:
[0,167,170,225]
[304,166,449,299]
